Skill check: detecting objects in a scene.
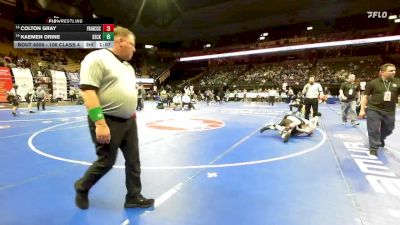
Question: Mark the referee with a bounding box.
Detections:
[74,26,154,209]
[359,63,399,156]
[302,76,323,120]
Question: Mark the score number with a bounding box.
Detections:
[102,24,114,41]
[103,24,114,32]
[102,32,114,41]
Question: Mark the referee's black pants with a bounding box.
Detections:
[75,115,142,201]
[290,104,302,112]
[37,97,45,110]
[304,98,319,120]
[268,96,275,106]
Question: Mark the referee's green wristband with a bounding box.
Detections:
[88,107,105,122]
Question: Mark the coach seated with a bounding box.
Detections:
[160,89,170,106]
[182,93,195,110]
[172,92,183,110]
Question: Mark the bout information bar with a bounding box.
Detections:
[14,17,115,49]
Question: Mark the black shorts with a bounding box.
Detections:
[279,118,293,127]
[12,98,19,106]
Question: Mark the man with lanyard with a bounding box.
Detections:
[302,76,323,120]
[359,63,399,156]
[260,113,321,142]
[339,74,360,126]
[74,26,154,209]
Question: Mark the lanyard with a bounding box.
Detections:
[382,78,391,92]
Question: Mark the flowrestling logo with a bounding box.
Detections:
[367,11,388,18]
[366,11,400,19]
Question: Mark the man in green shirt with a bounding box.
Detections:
[360,63,399,156]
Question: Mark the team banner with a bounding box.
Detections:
[0,67,14,102]
[66,72,80,89]
[11,68,34,101]
[137,78,154,84]
[32,69,52,84]
[50,70,68,100]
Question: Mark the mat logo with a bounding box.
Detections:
[344,142,400,196]
[146,118,225,131]
[333,133,363,141]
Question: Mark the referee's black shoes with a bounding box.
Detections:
[124,195,155,208]
[74,181,89,209]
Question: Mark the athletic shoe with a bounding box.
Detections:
[260,126,269,133]
[124,195,154,208]
[369,148,378,157]
[281,131,290,142]
[74,181,89,209]
[260,124,274,133]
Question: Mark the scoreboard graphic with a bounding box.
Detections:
[14,17,114,49]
